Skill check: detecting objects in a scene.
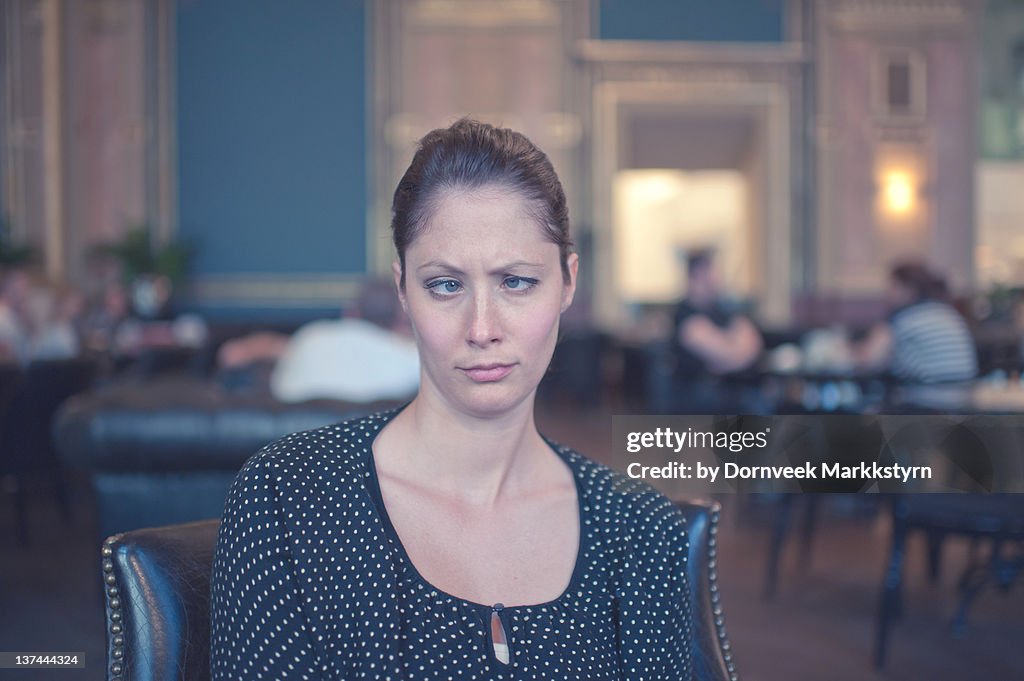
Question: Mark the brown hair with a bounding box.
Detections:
[890,261,947,303]
[391,118,573,287]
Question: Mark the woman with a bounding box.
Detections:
[210,119,694,679]
[853,260,977,410]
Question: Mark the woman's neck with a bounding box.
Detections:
[375,391,550,507]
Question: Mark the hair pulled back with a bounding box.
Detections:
[391,118,572,286]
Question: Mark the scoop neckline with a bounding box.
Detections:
[362,406,589,613]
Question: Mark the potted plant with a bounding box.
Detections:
[94,227,195,319]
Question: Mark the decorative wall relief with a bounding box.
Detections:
[0,0,173,288]
[370,0,589,274]
[814,0,980,294]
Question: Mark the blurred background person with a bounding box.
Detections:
[674,249,763,374]
[0,267,32,364]
[660,248,763,413]
[26,284,84,361]
[272,278,419,403]
[269,276,418,403]
[82,281,132,356]
[853,260,978,410]
[216,277,419,403]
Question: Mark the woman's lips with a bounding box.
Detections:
[460,363,516,382]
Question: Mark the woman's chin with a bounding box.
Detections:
[451,383,534,418]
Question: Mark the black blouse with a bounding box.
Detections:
[210,409,696,680]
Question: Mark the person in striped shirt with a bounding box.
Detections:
[854,261,978,409]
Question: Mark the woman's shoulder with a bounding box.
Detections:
[549,441,689,546]
[232,408,398,492]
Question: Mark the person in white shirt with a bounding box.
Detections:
[269,278,420,403]
[27,285,83,361]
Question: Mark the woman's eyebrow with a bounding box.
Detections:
[416,260,465,275]
[416,260,546,274]
[489,261,545,273]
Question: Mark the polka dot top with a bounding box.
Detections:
[210,408,695,680]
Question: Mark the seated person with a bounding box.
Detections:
[217,331,290,371]
[80,277,209,375]
[211,119,700,680]
[26,284,85,361]
[82,281,132,355]
[269,278,419,403]
[0,267,31,364]
[853,261,978,410]
[663,249,763,412]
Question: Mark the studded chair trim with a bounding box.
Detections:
[707,502,739,681]
[675,499,740,681]
[101,539,126,680]
[101,520,219,681]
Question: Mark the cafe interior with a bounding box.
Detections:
[1,1,1023,679]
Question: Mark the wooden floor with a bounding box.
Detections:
[0,402,1020,680]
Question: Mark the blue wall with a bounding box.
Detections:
[598,0,784,42]
[176,0,366,278]
[173,0,784,316]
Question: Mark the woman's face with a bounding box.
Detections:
[395,186,577,418]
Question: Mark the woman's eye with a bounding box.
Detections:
[426,279,462,296]
[504,276,538,292]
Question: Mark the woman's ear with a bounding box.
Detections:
[392,261,408,313]
[561,253,579,313]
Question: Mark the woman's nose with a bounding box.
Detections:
[467,294,501,346]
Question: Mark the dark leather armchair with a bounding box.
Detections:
[680,500,740,681]
[101,501,739,681]
[102,520,219,681]
[57,378,399,540]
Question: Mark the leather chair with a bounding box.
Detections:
[101,501,739,681]
[102,519,219,681]
[56,377,400,540]
[1,357,98,546]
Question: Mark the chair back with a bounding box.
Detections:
[1,357,97,469]
[0,362,22,439]
[102,520,219,681]
[676,499,739,681]
[0,361,21,406]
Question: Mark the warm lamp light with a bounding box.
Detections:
[881,169,916,216]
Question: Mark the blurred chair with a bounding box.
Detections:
[540,330,610,408]
[54,377,390,541]
[0,362,23,540]
[876,495,1024,669]
[761,416,886,597]
[0,362,21,409]
[763,494,819,599]
[0,357,97,546]
[99,501,740,681]
[131,346,206,379]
